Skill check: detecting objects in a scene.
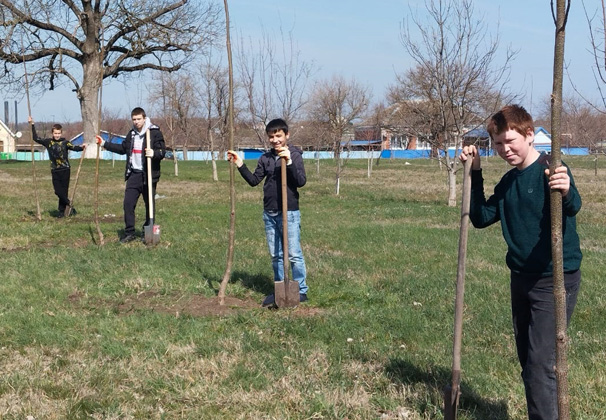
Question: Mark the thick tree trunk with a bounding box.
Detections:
[79,58,101,157]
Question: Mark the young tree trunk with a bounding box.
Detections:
[315,148,320,175]
[334,140,342,195]
[335,158,342,195]
[89,67,104,246]
[218,0,236,305]
[550,1,571,418]
[447,167,457,207]
[209,128,218,181]
[173,138,179,177]
[22,55,41,221]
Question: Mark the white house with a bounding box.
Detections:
[0,119,22,157]
[534,127,551,152]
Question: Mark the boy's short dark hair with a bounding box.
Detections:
[487,105,534,139]
[265,118,289,135]
[52,124,62,131]
[131,107,146,118]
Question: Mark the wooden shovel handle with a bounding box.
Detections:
[146,130,154,220]
[445,158,472,419]
[281,157,289,281]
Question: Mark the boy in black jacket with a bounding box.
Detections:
[227,118,309,306]
[29,116,86,217]
[97,107,165,243]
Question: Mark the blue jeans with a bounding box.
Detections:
[263,210,308,294]
[511,270,581,420]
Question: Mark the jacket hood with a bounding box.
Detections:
[134,117,153,136]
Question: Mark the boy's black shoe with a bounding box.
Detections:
[120,234,138,244]
[299,293,308,303]
[262,294,276,308]
[56,212,65,218]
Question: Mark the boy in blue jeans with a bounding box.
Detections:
[227,118,309,306]
[459,105,582,420]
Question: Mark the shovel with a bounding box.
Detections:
[444,158,472,420]
[274,155,300,308]
[144,130,160,246]
[64,146,86,217]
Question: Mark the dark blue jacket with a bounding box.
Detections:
[237,147,306,211]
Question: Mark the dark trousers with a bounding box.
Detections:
[123,172,156,235]
[51,168,71,212]
[511,270,581,420]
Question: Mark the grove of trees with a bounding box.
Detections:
[2,0,605,200]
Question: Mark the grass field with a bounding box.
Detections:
[0,156,605,419]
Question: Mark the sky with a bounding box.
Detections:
[1,0,601,124]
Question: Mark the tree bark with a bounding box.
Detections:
[218,0,236,305]
[550,1,571,418]
[23,59,42,221]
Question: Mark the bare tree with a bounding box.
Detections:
[581,0,606,109]
[393,0,515,206]
[150,71,200,160]
[218,0,235,306]
[149,71,182,175]
[308,75,370,195]
[198,50,229,181]
[549,1,572,418]
[0,0,220,152]
[236,25,314,145]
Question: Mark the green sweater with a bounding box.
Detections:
[470,153,582,276]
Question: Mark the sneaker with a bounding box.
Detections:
[120,234,138,244]
[299,293,308,303]
[262,294,276,307]
[56,212,65,218]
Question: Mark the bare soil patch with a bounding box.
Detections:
[69,290,323,317]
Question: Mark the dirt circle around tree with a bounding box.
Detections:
[69,290,322,317]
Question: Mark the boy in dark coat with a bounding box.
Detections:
[29,116,86,217]
[97,107,165,243]
[227,118,309,306]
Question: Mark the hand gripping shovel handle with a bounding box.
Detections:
[274,155,299,308]
[444,158,472,420]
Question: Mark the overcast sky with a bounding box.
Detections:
[2,0,601,124]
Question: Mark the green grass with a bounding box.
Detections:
[0,156,604,419]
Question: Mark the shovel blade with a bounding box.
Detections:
[274,280,299,308]
[144,224,160,246]
[443,384,460,420]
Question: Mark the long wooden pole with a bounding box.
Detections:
[65,149,85,217]
[22,48,42,221]
[550,1,571,418]
[218,0,236,305]
[444,158,472,420]
[94,35,105,246]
